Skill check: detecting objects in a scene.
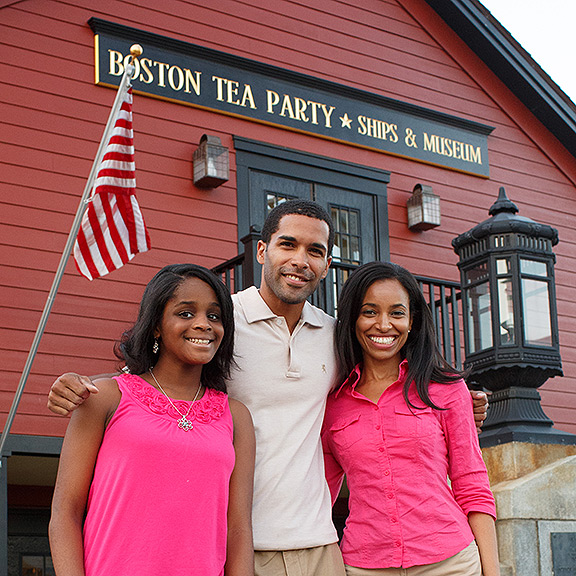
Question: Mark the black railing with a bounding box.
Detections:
[213,236,463,369]
[417,275,463,369]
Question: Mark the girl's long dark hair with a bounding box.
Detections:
[335,261,465,409]
[114,264,235,392]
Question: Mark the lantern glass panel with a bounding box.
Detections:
[422,194,441,225]
[522,277,552,346]
[497,278,515,344]
[464,261,489,285]
[520,259,547,277]
[496,258,511,275]
[466,280,493,353]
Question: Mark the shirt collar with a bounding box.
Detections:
[237,285,325,328]
[334,359,409,398]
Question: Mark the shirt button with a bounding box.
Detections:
[276,318,283,326]
[387,493,394,499]
[373,405,379,411]
[395,541,401,547]
[375,425,381,430]
[391,517,398,523]
[384,470,390,476]
[379,447,384,453]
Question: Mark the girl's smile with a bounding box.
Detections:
[155,277,224,368]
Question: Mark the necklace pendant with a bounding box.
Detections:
[177,416,194,431]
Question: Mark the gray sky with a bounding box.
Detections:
[479,0,576,103]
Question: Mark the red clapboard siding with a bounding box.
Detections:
[2,0,576,439]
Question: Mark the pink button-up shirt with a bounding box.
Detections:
[322,361,496,569]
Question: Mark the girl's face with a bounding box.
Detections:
[355,278,412,369]
[154,277,224,368]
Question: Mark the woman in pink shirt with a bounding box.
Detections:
[322,262,500,576]
[49,264,255,576]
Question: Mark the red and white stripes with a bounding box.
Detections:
[74,88,150,280]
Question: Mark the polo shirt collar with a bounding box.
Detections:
[237,285,326,328]
[335,359,409,398]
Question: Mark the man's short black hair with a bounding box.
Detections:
[260,199,335,255]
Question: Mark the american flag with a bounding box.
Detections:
[74,87,150,280]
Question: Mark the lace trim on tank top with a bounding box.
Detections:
[120,373,227,423]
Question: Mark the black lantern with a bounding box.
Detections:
[193,134,229,188]
[452,187,574,446]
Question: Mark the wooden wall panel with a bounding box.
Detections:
[2,0,576,438]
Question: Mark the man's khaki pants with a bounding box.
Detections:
[255,543,346,576]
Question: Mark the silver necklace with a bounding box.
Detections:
[148,368,202,431]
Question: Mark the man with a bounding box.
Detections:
[48,200,488,576]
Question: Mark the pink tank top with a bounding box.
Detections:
[83,373,235,575]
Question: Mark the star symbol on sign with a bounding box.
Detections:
[340,113,353,129]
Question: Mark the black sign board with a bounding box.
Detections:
[90,18,493,177]
[552,532,576,575]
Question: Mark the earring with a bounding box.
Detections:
[152,338,159,354]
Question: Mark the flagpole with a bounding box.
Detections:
[0,45,143,464]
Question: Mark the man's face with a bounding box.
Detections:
[257,214,332,310]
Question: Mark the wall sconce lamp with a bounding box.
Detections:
[193,134,229,188]
[406,183,441,231]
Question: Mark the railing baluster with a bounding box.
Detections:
[212,255,463,368]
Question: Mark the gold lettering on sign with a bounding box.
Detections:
[168,65,184,91]
[357,115,398,142]
[280,94,296,119]
[423,133,482,164]
[265,91,334,128]
[139,58,154,84]
[212,76,257,108]
[226,79,240,105]
[266,90,280,113]
[294,97,308,122]
[185,70,201,95]
[154,61,169,87]
[321,104,335,128]
[109,50,124,76]
[108,51,140,79]
[240,85,256,108]
[108,51,200,93]
[308,101,322,125]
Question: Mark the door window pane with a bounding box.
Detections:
[331,205,361,264]
[266,192,296,213]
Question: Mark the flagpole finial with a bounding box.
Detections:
[130,44,143,60]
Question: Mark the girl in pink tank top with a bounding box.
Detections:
[50,264,255,576]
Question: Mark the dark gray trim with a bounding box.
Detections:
[0,436,62,573]
[0,457,6,576]
[234,137,390,261]
[424,0,576,157]
[1,435,62,457]
[234,137,391,186]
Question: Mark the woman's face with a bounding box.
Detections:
[154,277,224,368]
[355,278,412,368]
